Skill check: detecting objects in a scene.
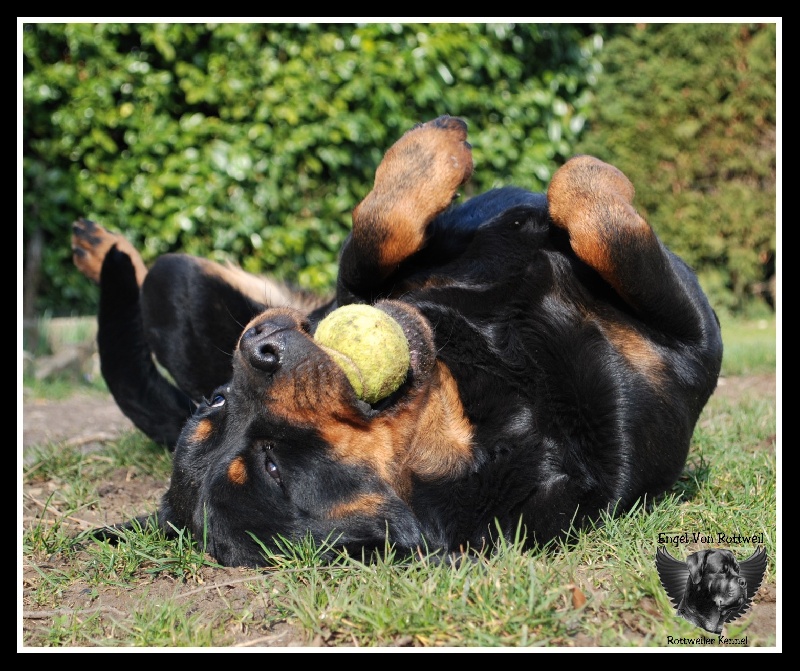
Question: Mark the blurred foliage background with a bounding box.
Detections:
[22,22,777,334]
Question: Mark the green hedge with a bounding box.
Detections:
[576,23,777,316]
[23,22,602,316]
[22,23,776,319]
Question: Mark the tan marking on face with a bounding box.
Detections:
[261,348,368,426]
[263,348,475,503]
[227,456,248,485]
[320,414,412,496]
[316,361,474,497]
[327,493,386,520]
[405,362,474,480]
[599,319,666,385]
[190,418,214,443]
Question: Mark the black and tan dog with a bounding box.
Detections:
[656,546,767,634]
[71,116,723,567]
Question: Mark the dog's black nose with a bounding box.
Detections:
[239,316,297,373]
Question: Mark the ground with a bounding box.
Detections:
[21,373,777,648]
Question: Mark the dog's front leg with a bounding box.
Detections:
[336,115,473,304]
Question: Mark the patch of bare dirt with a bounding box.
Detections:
[713,372,776,403]
[21,390,316,648]
[22,390,136,451]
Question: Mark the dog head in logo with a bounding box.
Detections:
[656,546,767,634]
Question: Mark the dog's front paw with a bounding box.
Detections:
[372,114,474,219]
[547,155,637,232]
[545,156,652,283]
[349,116,474,276]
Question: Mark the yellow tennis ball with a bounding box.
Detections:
[315,304,411,404]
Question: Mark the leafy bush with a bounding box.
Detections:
[22,22,603,316]
[22,22,777,319]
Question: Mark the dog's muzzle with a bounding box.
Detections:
[237,311,311,375]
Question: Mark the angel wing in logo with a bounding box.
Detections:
[655,546,767,634]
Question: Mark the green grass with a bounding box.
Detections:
[22,374,109,401]
[718,315,778,377]
[21,316,777,648]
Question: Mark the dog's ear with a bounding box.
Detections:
[686,550,708,584]
[721,549,742,574]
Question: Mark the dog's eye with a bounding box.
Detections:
[204,388,228,408]
[258,442,282,485]
[203,391,225,408]
[266,460,281,483]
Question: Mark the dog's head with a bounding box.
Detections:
[683,549,748,622]
[158,299,477,566]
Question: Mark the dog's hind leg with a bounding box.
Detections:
[337,115,474,303]
[138,254,276,400]
[547,157,721,347]
[71,219,196,447]
[94,246,197,448]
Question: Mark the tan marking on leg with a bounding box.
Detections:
[598,319,666,386]
[202,259,328,311]
[547,156,653,293]
[352,116,474,277]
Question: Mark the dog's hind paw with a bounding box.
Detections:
[71,218,148,286]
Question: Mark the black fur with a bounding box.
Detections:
[78,116,723,567]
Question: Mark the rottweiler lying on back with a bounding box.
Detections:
[72,116,723,567]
